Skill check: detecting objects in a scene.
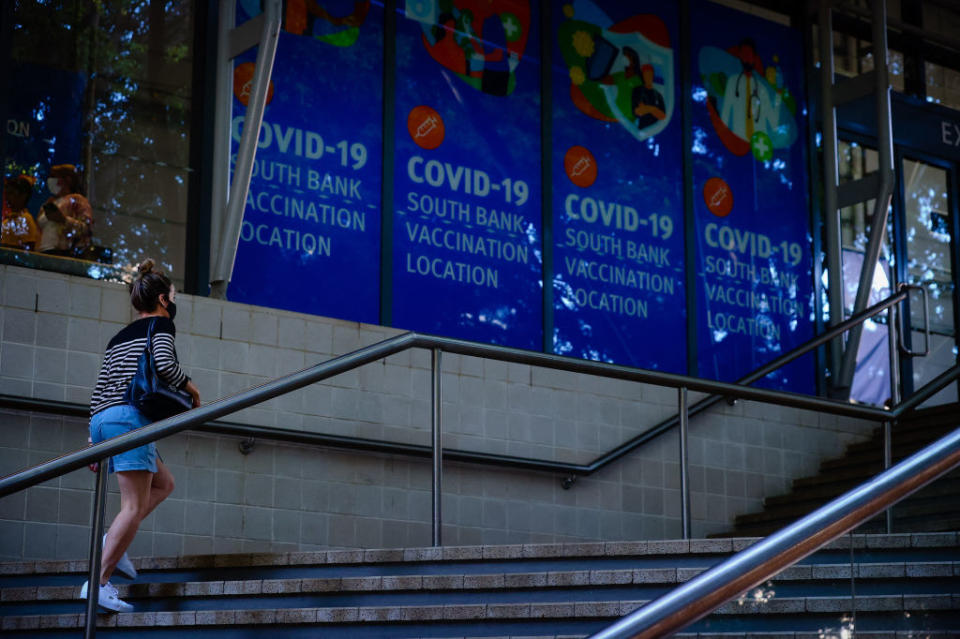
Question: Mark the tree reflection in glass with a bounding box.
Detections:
[4,0,193,289]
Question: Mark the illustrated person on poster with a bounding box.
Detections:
[631,62,665,130]
[558,1,675,142]
[277,0,371,46]
[699,37,798,160]
[1,175,41,250]
[36,164,94,257]
[417,0,531,97]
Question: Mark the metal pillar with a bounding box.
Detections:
[431,348,443,546]
[818,0,897,396]
[818,0,845,383]
[828,0,897,395]
[209,0,282,298]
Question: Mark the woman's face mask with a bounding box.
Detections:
[47,178,62,196]
[163,287,177,321]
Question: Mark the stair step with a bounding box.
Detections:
[899,405,960,428]
[4,594,960,633]
[4,561,956,607]
[3,535,958,637]
[762,476,960,518]
[843,422,956,455]
[822,433,957,471]
[729,403,960,538]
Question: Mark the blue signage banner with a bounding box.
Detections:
[228,0,383,323]
[391,0,543,350]
[690,0,813,392]
[550,0,685,370]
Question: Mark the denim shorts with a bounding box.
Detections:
[89,405,157,474]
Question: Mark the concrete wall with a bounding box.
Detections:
[0,264,877,561]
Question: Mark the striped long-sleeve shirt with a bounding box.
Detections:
[90,317,189,417]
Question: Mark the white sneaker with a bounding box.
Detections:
[79,580,134,613]
[104,533,138,579]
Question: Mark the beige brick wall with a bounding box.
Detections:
[0,264,877,560]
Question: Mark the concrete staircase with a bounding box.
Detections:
[729,404,960,537]
[2,534,959,637]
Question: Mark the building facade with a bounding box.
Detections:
[0,0,958,560]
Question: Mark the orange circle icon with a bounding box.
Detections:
[407,106,445,150]
[703,177,733,217]
[564,145,597,188]
[233,62,275,106]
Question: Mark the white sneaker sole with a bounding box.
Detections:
[79,581,135,613]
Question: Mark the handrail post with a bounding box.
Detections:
[883,421,893,532]
[884,301,900,533]
[679,387,691,540]
[83,461,108,639]
[431,347,443,547]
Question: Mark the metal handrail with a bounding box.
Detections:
[588,424,960,639]
[0,288,933,497]
[584,288,911,476]
[0,332,416,497]
[4,358,954,488]
[0,331,898,498]
[891,364,960,418]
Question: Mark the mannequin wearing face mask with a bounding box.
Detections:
[36,164,94,257]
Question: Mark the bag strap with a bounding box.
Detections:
[145,317,158,359]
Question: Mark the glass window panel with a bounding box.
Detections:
[913,330,958,406]
[925,62,960,111]
[902,158,953,335]
[835,141,896,406]
[2,1,193,289]
[859,47,905,93]
[838,140,880,256]
[922,0,960,46]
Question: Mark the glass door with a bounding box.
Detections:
[837,139,896,405]
[898,155,958,405]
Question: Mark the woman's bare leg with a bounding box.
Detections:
[100,470,152,585]
[142,460,175,519]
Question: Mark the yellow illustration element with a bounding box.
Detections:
[570,66,586,86]
[572,30,595,58]
[563,4,575,18]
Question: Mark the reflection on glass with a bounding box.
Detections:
[2,1,193,288]
[838,140,880,255]
[925,62,960,111]
[829,141,895,405]
[845,249,892,406]
[902,159,953,336]
[817,26,904,94]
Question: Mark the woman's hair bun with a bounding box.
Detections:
[137,259,155,276]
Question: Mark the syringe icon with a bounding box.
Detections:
[415,116,439,139]
[571,155,592,177]
[709,184,729,207]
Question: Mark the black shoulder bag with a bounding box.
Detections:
[124,318,193,421]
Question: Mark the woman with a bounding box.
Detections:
[82,259,200,612]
